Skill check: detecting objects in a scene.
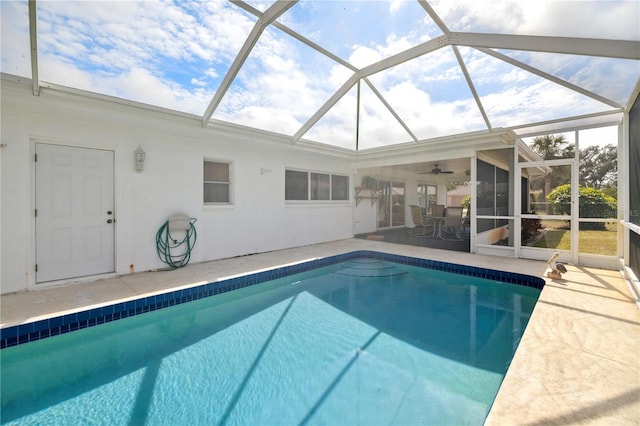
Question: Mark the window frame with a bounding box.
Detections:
[203,159,233,206]
[476,159,512,232]
[331,174,350,201]
[285,169,309,201]
[285,168,350,203]
[310,172,331,201]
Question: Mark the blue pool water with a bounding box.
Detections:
[1,256,541,425]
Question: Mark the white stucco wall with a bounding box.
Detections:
[0,79,354,294]
[1,77,568,294]
[352,187,379,235]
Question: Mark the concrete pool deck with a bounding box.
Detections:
[1,238,639,424]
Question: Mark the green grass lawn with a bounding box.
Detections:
[533,221,617,255]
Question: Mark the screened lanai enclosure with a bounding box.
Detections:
[1,1,639,294]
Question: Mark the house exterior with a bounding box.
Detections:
[2,75,638,296]
[1,0,638,297]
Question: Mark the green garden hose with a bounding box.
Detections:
[155,217,197,268]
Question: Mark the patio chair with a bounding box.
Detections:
[432,204,445,218]
[409,205,435,237]
[443,206,464,239]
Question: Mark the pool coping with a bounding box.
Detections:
[0,250,544,349]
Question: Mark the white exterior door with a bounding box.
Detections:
[36,143,115,282]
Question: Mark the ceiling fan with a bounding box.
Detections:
[419,164,454,175]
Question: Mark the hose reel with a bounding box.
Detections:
[156,214,197,268]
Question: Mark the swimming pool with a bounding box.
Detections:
[1,251,543,425]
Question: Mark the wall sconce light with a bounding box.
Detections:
[134,145,145,172]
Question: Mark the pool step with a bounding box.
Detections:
[333,259,408,278]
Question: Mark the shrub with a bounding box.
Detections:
[521,215,543,244]
[547,184,617,229]
[461,195,471,209]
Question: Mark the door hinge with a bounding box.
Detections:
[35,209,37,217]
[34,153,38,162]
[35,264,38,272]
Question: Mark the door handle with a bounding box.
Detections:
[107,219,113,224]
[107,210,113,215]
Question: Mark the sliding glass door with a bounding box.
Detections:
[417,183,437,216]
[378,181,405,229]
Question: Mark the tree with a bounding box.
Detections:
[530,134,573,160]
[579,144,617,189]
[529,134,573,213]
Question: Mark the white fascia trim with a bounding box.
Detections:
[292,139,358,159]
[35,80,201,121]
[208,118,353,158]
[354,129,508,159]
[516,138,544,163]
[510,110,624,138]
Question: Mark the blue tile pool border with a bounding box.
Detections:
[1,250,545,349]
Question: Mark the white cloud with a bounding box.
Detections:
[523,1,639,40]
[432,0,537,33]
[358,90,416,148]
[452,46,620,129]
[429,0,639,40]
[329,65,355,87]
[378,34,417,59]
[38,55,96,92]
[204,68,219,79]
[214,26,355,136]
[37,53,214,115]
[421,64,462,83]
[3,0,634,151]
[362,79,486,141]
[371,47,460,87]
[388,0,407,14]
[481,79,611,128]
[31,1,253,115]
[578,126,619,148]
[568,58,640,106]
[1,1,31,77]
[349,46,383,69]
[228,105,303,133]
[109,67,213,114]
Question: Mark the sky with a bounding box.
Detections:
[522,125,619,150]
[1,0,639,150]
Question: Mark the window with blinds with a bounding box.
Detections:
[285,170,349,202]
